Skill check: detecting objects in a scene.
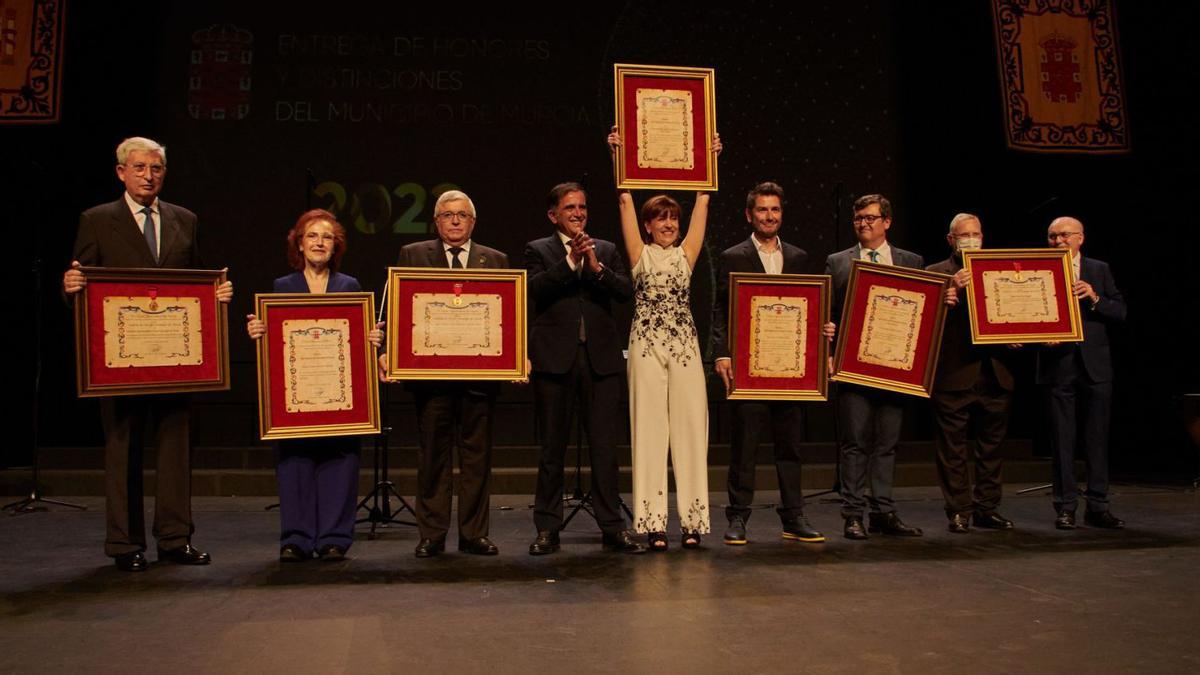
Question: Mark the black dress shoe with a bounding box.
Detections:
[868,512,923,537]
[415,538,445,558]
[781,515,825,543]
[279,544,309,563]
[843,517,868,540]
[1055,510,1076,530]
[1084,510,1125,529]
[974,510,1014,530]
[529,530,560,555]
[458,536,499,555]
[947,514,970,534]
[724,516,748,545]
[317,544,347,561]
[157,544,211,565]
[114,551,148,572]
[601,530,648,554]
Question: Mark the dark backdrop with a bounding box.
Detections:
[8,1,1195,478]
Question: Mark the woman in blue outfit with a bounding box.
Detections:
[246,209,382,562]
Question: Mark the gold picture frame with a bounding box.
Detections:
[961,248,1084,344]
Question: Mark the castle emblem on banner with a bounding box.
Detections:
[188,23,253,121]
[0,0,65,124]
[991,0,1129,153]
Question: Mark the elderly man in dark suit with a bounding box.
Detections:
[927,213,1016,534]
[62,136,232,571]
[825,193,926,540]
[393,189,509,557]
[711,181,824,545]
[524,182,645,555]
[1037,216,1126,530]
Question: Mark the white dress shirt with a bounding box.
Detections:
[124,191,160,259]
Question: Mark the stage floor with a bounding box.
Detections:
[2,484,1197,673]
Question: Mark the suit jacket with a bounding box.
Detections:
[1036,256,1125,384]
[72,197,201,269]
[273,270,361,293]
[396,239,508,270]
[825,243,924,321]
[525,233,632,376]
[926,256,1014,392]
[710,236,809,360]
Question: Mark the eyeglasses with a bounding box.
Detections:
[1047,231,1081,240]
[435,211,474,222]
[126,162,165,177]
[852,214,885,225]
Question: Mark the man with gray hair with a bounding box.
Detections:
[62,136,233,571]
[1037,216,1126,530]
[390,189,510,557]
[927,213,1016,533]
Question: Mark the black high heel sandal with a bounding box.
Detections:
[682,531,702,549]
[648,532,669,552]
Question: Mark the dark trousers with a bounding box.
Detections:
[931,368,1011,517]
[837,385,904,518]
[276,437,361,553]
[726,401,807,523]
[100,395,193,557]
[413,387,494,541]
[1045,353,1113,514]
[532,344,626,534]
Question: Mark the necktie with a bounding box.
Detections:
[449,246,464,268]
[867,249,879,263]
[142,207,158,263]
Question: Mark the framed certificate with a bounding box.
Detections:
[613,63,718,191]
[254,292,381,441]
[727,273,831,401]
[384,268,528,381]
[832,261,951,398]
[73,267,230,397]
[961,248,1084,344]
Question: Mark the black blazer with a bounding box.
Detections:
[825,243,924,321]
[72,197,201,269]
[1036,256,1125,384]
[926,256,1015,392]
[710,236,809,360]
[396,239,508,269]
[524,233,632,376]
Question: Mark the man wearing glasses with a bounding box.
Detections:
[1038,217,1126,530]
[393,190,509,557]
[62,137,233,571]
[825,194,927,540]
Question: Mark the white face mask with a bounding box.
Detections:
[955,236,982,252]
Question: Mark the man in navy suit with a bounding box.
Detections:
[62,137,232,571]
[711,181,824,545]
[391,190,509,557]
[525,182,645,555]
[1037,216,1126,529]
[825,194,926,540]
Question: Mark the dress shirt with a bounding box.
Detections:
[123,191,160,259]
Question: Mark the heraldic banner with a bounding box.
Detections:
[0,0,65,124]
[991,0,1129,154]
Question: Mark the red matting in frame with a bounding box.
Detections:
[833,262,950,397]
[75,268,229,397]
[613,64,717,191]
[962,248,1082,344]
[258,295,379,439]
[386,268,527,380]
[729,275,829,400]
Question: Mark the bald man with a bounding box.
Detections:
[1037,217,1126,530]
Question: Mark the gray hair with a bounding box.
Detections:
[116,137,167,165]
[948,212,980,234]
[434,189,476,218]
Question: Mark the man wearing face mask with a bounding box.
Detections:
[927,214,1016,533]
[1037,216,1126,530]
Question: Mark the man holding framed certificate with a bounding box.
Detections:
[1037,217,1126,530]
[62,136,233,572]
[825,194,927,540]
[711,181,825,545]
